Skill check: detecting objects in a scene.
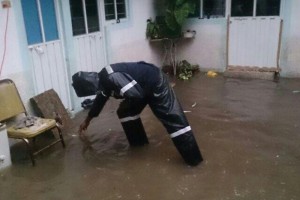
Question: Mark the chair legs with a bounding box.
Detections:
[56,124,65,148]
[21,125,65,166]
[22,138,36,166]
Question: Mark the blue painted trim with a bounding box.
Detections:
[21,0,42,45]
[41,0,59,41]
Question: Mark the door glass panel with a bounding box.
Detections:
[21,0,43,45]
[70,0,86,35]
[231,0,254,17]
[40,0,59,41]
[104,0,116,20]
[203,0,225,18]
[116,0,126,19]
[86,0,100,33]
[256,0,281,16]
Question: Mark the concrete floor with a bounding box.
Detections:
[1,73,300,200]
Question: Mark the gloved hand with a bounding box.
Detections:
[78,116,92,140]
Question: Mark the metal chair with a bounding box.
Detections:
[0,79,65,166]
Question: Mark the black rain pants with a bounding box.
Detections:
[117,73,203,166]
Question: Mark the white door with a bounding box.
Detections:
[21,0,72,109]
[69,0,107,73]
[228,0,282,69]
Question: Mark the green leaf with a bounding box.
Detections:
[165,11,178,31]
[175,0,185,6]
[174,2,195,25]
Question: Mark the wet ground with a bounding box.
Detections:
[1,73,300,200]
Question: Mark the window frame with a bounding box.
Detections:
[104,0,129,24]
[189,0,226,19]
[70,0,101,36]
[189,0,284,19]
[22,0,60,46]
[229,0,283,18]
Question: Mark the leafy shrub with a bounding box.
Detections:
[162,60,199,80]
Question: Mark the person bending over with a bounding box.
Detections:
[72,61,203,166]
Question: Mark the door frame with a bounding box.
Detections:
[226,0,285,71]
[54,0,73,109]
[59,0,109,111]
[21,0,73,109]
[226,0,286,19]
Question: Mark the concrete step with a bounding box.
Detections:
[224,66,280,80]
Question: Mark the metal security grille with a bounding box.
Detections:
[104,0,126,21]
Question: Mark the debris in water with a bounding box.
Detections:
[292,90,300,94]
[206,70,218,78]
[184,110,191,113]
[191,102,197,107]
[234,188,241,196]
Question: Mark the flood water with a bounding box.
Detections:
[1,73,300,200]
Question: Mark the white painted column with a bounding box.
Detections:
[0,123,12,170]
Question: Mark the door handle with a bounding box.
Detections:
[34,46,44,55]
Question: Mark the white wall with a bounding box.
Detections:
[176,0,300,76]
[280,0,300,77]
[0,4,23,75]
[105,0,161,66]
[0,1,36,154]
[179,18,227,72]
[0,1,36,113]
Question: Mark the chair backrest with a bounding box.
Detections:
[0,79,26,122]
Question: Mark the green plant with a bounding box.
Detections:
[177,60,199,80]
[164,0,196,38]
[162,60,199,80]
[146,19,161,39]
[146,0,196,39]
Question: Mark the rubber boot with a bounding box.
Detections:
[121,118,149,146]
[172,131,203,166]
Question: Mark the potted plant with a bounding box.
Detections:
[146,0,196,39]
[146,18,162,39]
[177,60,199,80]
[146,0,197,76]
[164,0,196,38]
[162,60,199,80]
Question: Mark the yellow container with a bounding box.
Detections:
[207,71,218,78]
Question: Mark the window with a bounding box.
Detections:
[104,0,127,21]
[256,0,281,16]
[231,0,281,17]
[189,0,226,19]
[21,0,59,45]
[70,0,100,36]
[231,0,254,17]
